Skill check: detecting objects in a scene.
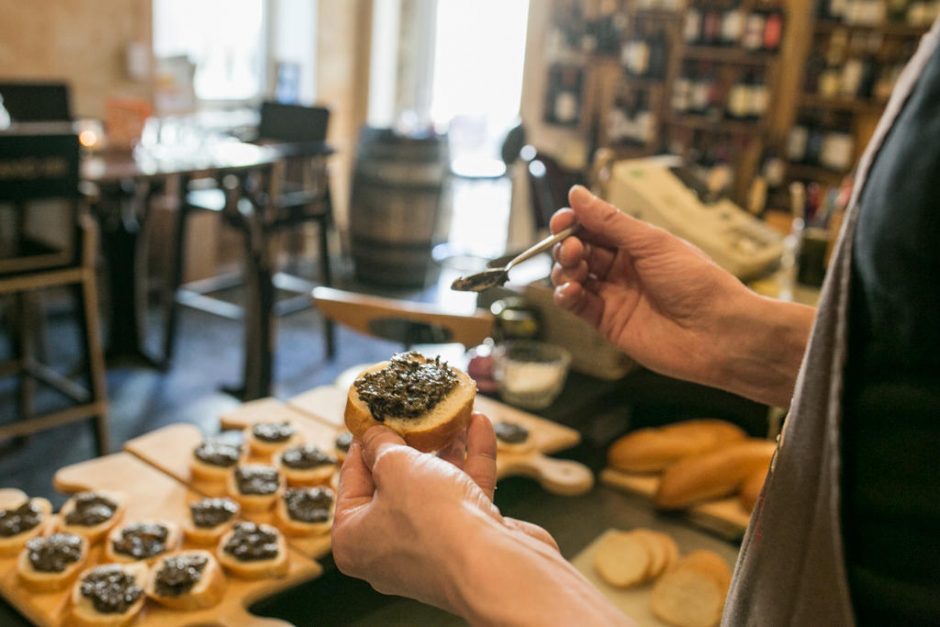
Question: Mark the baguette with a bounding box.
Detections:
[67,563,148,627]
[104,521,181,564]
[245,422,302,460]
[739,464,770,513]
[216,522,289,579]
[17,533,89,593]
[190,440,244,483]
[0,496,52,557]
[608,420,747,473]
[274,487,334,536]
[145,550,226,610]
[345,353,475,452]
[227,465,283,513]
[57,492,125,544]
[276,444,337,486]
[182,497,240,546]
[650,550,732,627]
[655,439,776,509]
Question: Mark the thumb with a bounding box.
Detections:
[360,425,408,471]
[568,185,669,258]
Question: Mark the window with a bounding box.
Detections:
[153,0,266,102]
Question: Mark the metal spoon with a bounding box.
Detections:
[450,225,579,292]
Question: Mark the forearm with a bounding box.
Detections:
[452,524,634,627]
[708,291,815,408]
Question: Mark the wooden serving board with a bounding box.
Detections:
[288,386,594,496]
[600,469,751,540]
[0,455,321,627]
[570,528,739,627]
[124,421,335,560]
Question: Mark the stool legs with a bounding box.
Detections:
[74,271,110,456]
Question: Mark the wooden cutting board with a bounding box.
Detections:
[570,527,739,627]
[124,422,334,560]
[0,454,321,627]
[600,469,751,540]
[288,386,594,496]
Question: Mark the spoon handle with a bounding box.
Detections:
[505,224,579,272]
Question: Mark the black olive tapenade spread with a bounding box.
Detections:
[494,421,530,444]
[334,432,353,452]
[353,352,458,421]
[26,533,84,573]
[0,501,42,537]
[281,445,335,470]
[283,487,334,524]
[111,523,169,560]
[193,441,242,468]
[223,522,280,562]
[64,493,118,527]
[234,466,280,495]
[189,498,239,529]
[153,553,208,597]
[79,565,143,614]
[252,421,295,443]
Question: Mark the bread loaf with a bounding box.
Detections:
[345,353,475,452]
[739,463,770,513]
[655,439,776,509]
[608,420,746,473]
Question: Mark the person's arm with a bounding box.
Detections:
[332,416,634,627]
[552,185,814,408]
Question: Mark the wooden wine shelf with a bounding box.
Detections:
[814,19,930,37]
[800,93,886,114]
[786,162,849,182]
[682,45,777,65]
[664,114,765,134]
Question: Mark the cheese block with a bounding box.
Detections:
[655,440,776,509]
[608,420,747,473]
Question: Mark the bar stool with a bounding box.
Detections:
[0,127,109,455]
[165,103,336,398]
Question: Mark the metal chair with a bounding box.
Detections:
[0,127,109,455]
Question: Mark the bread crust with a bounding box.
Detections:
[245,425,302,460]
[226,465,283,513]
[0,497,52,557]
[608,420,747,473]
[182,499,240,546]
[655,439,776,509]
[145,550,226,610]
[273,490,334,537]
[344,357,476,452]
[216,525,289,579]
[103,521,181,564]
[57,492,125,545]
[67,562,148,627]
[276,449,336,487]
[17,534,90,593]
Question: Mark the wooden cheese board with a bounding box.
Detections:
[288,386,594,496]
[570,527,738,627]
[0,454,321,627]
[124,420,335,561]
[600,469,751,540]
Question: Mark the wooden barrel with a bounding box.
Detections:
[350,127,450,287]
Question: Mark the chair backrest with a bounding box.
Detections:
[312,286,494,349]
[0,126,81,275]
[258,101,330,144]
[0,82,72,123]
[500,121,527,167]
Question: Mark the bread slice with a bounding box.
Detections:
[493,420,536,454]
[593,531,651,588]
[274,487,334,536]
[190,441,245,483]
[57,491,125,544]
[651,567,727,627]
[245,422,302,460]
[182,498,240,546]
[631,529,668,579]
[676,550,732,591]
[216,522,289,579]
[645,530,679,574]
[739,463,770,513]
[104,521,181,564]
[226,465,283,513]
[333,432,353,464]
[17,533,89,592]
[276,445,337,487]
[655,439,776,509]
[68,562,148,627]
[345,354,476,452]
[145,550,226,610]
[0,496,52,557]
[608,420,746,473]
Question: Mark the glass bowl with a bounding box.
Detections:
[493,341,571,410]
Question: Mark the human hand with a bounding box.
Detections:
[551,185,814,407]
[332,413,557,614]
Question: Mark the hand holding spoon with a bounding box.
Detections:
[450,225,579,293]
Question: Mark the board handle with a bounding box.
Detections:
[501,454,594,496]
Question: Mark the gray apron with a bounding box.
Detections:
[722,19,940,626]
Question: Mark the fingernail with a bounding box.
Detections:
[570,185,593,204]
